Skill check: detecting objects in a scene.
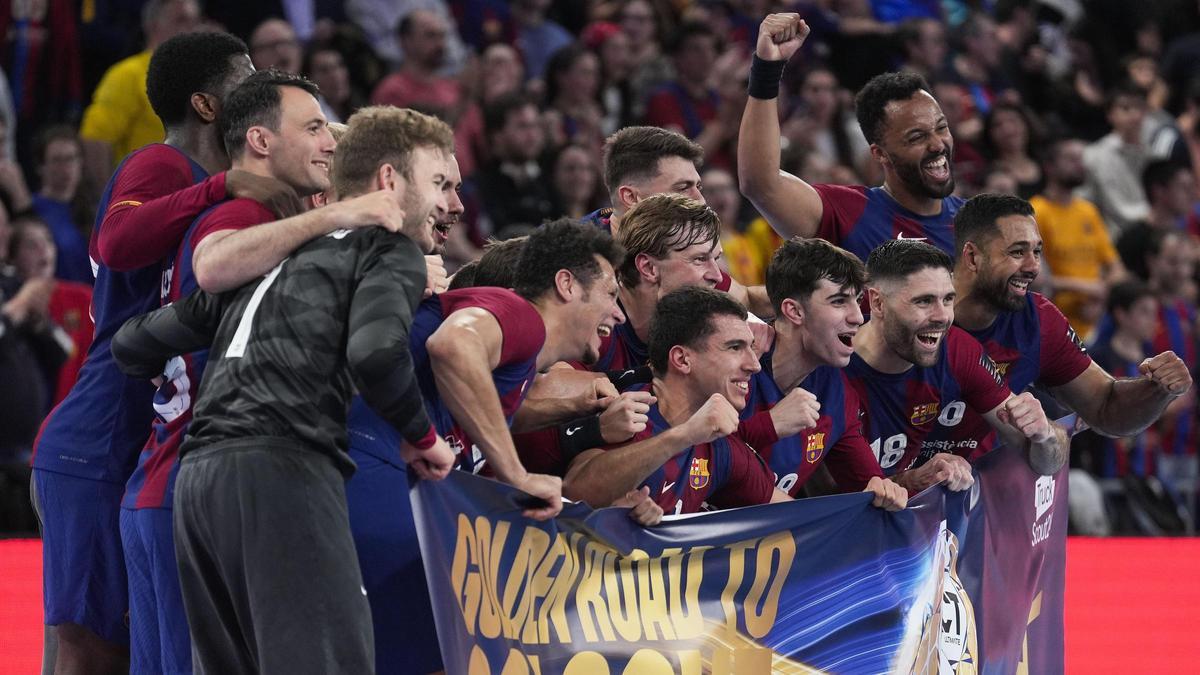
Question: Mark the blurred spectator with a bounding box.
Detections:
[542,44,606,153]
[549,144,603,220]
[455,43,525,179]
[303,43,362,124]
[980,167,1019,196]
[0,202,68,463]
[944,12,1014,116]
[201,0,345,44]
[471,93,555,238]
[345,0,467,72]
[31,126,93,285]
[1124,53,1181,161]
[0,139,32,214]
[782,65,871,181]
[8,216,91,407]
[1142,159,1199,234]
[79,0,201,189]
[512,0,574,81]
[702,167,765,287]
[1084,84,1152,235]
[249,18,302,73]
[982,102,1043,198]
[802,0,895,93]
[1032,136,1125,339]
[371,9,464,120]
[0,0,82,164]
[619,0,673,106]
[933,80,987,188]
[896,18,948,83]
[0,66,15,161]
[583,22,636,134]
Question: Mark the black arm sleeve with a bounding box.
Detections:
[112,289,226,379]
[346,233,434,446]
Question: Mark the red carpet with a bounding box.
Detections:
[2,537,1197,671]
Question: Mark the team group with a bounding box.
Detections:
[28,13,1193,675]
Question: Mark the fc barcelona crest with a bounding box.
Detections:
[688,457,710,489]
[805,432,826,463]
[911,402,940,426]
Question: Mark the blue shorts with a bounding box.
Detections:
[120,507,192,674]
[34,469,129,645]
[345,449,442,675]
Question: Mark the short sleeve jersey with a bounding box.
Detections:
[601,386,776,514]
[123,199,274,510]
[183,228,430,474]
[743,348,882,496]
[844,327,1010,476]
[408,287,547,473]
[932,293,1092,460]
[33,145,210,482]
[813,184,964,260]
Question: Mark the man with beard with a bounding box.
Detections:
[109,106,459,673]
[743,238,906,509]
[846,239,1067,493]
[927,194,1191,468]
[1030,138,1125,338]
[564,286,789,513]
[738,13,962,259]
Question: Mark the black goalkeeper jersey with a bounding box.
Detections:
[112,227,433,474]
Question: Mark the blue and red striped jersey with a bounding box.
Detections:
[33,145,219,483]
[844,327,1010,476]
[932,292,1092,461]
[742,345,882,496]
[814,184,964,260]
[122,198,274,509]
[408,287,546,472]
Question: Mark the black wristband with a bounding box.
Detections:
[748,55,788,100]
[559,414,606,464]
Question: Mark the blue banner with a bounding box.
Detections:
[411,443,1067,674]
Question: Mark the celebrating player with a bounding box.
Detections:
[739,13,962,258]
[111,106,457,673]
[934,193,1192,462]
[745,238,906,509]
[847,239,1067,493]
[565,286,790,513]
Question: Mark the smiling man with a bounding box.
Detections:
[564,286,790,514]
[739,13,963,259]
[846,239,1068,493]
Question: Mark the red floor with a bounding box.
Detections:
[2,537,1198,671]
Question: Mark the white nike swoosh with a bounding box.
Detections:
[662,481,676,494]
[620,369,635,378]
[565,426,581,436]
[896,232,927,242]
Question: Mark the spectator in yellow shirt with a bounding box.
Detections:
[79,0,202,188]
[702,167,778,286]
[1030,137,1127,339]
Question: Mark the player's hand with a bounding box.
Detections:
[996,392,1053,443]
[1140,351,1193,397]
[579,375,620,414]
[748,320,775,357]
[863,476,908,511]
[225,169,303,219]
[682,393,741,446]
[612,486,663,526]
[756,13,810,62]
[424,255,448,298]
[511,472,564,521]
[769,386,821,437]
[401,435,456,481]
[917,453,974,492]
[4,277,55,324]
[330,189,406,233]
[599,390,657,443]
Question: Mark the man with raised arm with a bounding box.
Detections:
[739,13,963,259]
[846,239,1068,493]
[927,193,1192,464]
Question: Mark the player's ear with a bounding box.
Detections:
[961,241,981,272]
[780,297,803,326]
[867,285,884,315]
[869,143,891,170]
[553,268,575,302]
[634,253,659,285]
[376,163,400,193]
[617,185,639,211]
[245,126,271,157]
[190,92,219,124]
[668,344,691,374]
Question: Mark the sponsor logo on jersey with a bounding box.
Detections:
[993,360,1012,378]
[1065,324,1087,353]
[979,354,1003,385]
[911,402,940,426]
[805,432,826,463]
[688,457,711,490]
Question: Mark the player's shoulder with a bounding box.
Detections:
[122,143,192,170]
[813,183,869,205]
[208,197,275,222]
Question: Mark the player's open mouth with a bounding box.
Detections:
[434,222,452,236]
[732,380,749,392]
[922,154,950,182]
[837,332,855,347]
[312,160,330,172]
[597,325,612,338]
[916,331,941,347]
[1009,277,1031,294]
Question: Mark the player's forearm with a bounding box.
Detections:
[512,396,592,433]
[112,294,220,378]
[738,96,784,197]
[1027,424,1069,475]
[194,212,330,293]
[1087,378,1176,437]
[563,427,691,507]
[429,339,527,483]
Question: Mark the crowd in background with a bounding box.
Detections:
[2,0,1200,535]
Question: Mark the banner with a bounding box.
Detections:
[411,443,1067,674]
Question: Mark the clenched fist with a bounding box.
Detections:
[599,390,657,443]
[756,13,810,62]
[770,386,821,437]
[682,394,741,446]
[996,392,1053,443]
[1140,350,1192,397]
